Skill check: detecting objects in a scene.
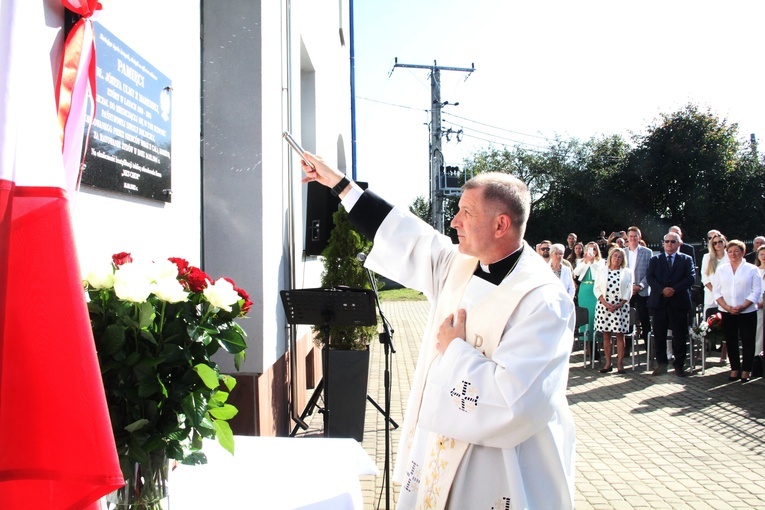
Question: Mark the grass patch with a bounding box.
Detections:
[379,288,427,301]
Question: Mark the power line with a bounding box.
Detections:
[356,95,426,112]
[442,111,554,141]
[356,96,552,150]
[442,122,551,150]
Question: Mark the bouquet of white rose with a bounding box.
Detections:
[83,252,251,508]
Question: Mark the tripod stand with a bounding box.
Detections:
[362,263,397,510]
[281,287,377,438]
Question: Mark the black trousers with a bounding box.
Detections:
[721,311,757,372]
[651,306,689,369]
[630,293,650,341]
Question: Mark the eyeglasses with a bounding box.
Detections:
[540,248,550,252]
[663,240,678,244]
[713,240,725,246]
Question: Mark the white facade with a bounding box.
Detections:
[67,0,351,433]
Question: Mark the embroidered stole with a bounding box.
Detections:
[409,248,552,509]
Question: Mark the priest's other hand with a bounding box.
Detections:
[436,309,467,354]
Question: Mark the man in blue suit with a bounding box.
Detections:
[626,226,652,348]
[646,231,696,377]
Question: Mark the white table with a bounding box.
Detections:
[170,436,378,509]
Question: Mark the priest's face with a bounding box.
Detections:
[451,188,501,261]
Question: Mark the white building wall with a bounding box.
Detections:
[61,0,349,434]
[73,1,202,267]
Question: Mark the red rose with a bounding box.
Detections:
[112,252,133,267]
[223,277,252,315]
[185,266,211,292]
[169,257,190,277]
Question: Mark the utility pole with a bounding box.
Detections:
[390,59,474,233]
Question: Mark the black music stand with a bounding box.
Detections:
[281,287,377,437]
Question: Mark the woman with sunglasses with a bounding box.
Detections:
[701,234,729,361]
[712,240,763,382]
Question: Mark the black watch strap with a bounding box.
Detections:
[331,176,351,197]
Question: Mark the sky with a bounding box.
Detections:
[351,0,765,209]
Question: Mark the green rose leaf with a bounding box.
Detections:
[124,418,149,433]
[216,324,247,354]
[182,392,207,427]
[234,351,246,372]
[220,374,237,392]
[193,363,220,390]
[208,403,238,420]
[181,451,207,466]
[101,324,126,356]
[138,301,156,329]
[213,420,235,455]
[166,441,184,460]
[210,390,229,404]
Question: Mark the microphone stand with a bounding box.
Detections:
[360,253,396,510]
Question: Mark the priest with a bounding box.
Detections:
[301,153,576,509]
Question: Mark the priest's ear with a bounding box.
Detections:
[494,213,513,239]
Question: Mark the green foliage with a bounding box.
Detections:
[317,207,380,349]
[409,195,431,223]
[379,288,427,301]
[89,288,245,469]
[455,103,765,245]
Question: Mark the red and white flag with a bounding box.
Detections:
[0,1,123,508]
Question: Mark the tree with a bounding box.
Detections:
[437,103,765,247]
[624,103,745,242]
[408,195,431,223]
[317,208,378,350]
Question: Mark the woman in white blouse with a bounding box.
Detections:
[712,240,763,382]
[701,234,730,361]
[549,243,576,299]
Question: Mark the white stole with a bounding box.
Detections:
[404,247,552,509]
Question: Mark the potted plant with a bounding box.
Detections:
[315,207,379,441]
[83,252,251,508]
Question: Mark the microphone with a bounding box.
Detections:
[356,252,367,263]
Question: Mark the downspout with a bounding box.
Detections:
[284,0,307,430]
[349,0,357,180]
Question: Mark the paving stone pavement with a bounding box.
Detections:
[298,300,765,509]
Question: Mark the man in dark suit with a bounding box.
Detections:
[646,231,696,377]
[745,236,764,264]
[669,226,696,279]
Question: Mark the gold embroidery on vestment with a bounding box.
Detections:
[421,435,456,509]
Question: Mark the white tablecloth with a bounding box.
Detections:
[170,436,378,509]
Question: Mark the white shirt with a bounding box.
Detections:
[711,262,762,313]
[627,246,638,274]
[700,252,730,310]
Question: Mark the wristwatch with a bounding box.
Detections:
[331,176,350,197]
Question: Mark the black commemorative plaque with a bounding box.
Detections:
[80,22,173,202]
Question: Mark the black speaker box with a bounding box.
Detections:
[304,180,367,256]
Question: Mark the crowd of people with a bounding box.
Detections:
[536,229,765,380]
